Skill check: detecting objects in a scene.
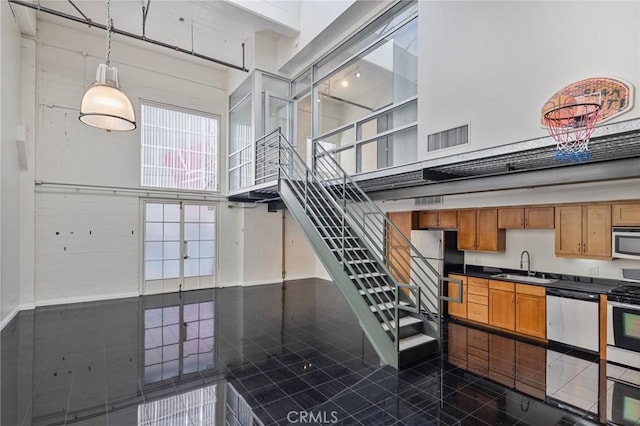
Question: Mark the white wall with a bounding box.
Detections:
[381,178,640,280]
[1,0,24,325]
[418,1,640,159]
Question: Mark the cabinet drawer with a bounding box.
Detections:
[468,286,489,297]
[468,303,489,323]
[467,294,488,305]
[468,328,488,350]
[516,283,545,297]
[467,277,488,287]
[489,280,514,292]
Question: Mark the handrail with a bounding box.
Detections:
[310,141,445,337]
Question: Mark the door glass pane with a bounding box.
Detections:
[184,223,199,240]
[163,242,180,260]
[145,223,163,242]
[184,259,199,278]
[145,261,163,280]
[266,96,291,140]
[164,204,180,222]
[184,205,200,222]
[199,258,214,276]
[163,260,179,279]
[145,242,163,261]
[200,206,215,223]
[200,224,215,240]
[146,203,163,222]
[163,223,180,241]
[199,241,214,258]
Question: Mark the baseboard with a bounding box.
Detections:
[35,291,140,308]
[282,274,316,281]
[242,279,283,287]
[0,306,21,331]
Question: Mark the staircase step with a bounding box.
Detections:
[349,272,385,279]
[347,259,375,265]
[381,316,422,331]
[358,286,392,295]
[399,334,437,351]
[370,301,408,312]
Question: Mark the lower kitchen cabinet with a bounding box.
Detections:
[515,284,546,339]
[467,277,489,324]
[488,280,515,331]
[448,274,467,319]
[515,341,546,400]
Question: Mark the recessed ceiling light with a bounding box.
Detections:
[341,80,349,88]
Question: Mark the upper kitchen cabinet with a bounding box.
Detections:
[417,210,457,229]
[498,207,554,229]
[555,204,612,259]
[612,203,640,226]
[458,209,506,252]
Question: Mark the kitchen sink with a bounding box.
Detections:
[490,273,558,284]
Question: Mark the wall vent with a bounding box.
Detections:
[415,196,443,206]
[427,124,469,152]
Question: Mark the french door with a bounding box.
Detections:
[143,200,216,294]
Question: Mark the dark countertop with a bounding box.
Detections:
[458,265,619,295]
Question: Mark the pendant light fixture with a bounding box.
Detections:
[79,0,136,131]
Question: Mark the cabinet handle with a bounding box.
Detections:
[525,218,528,226]
[583,243,586,252]
[577,243,581,253]
[520,218,524,226]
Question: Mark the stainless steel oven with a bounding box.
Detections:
[607,269,640,368]
[613,227,640,260]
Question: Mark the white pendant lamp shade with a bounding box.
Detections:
[80,63,136,131]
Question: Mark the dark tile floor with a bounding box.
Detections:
[1,279,637,425]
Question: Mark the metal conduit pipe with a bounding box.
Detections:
[8,0,249,72]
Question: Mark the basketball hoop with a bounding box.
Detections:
[542,94,601,162]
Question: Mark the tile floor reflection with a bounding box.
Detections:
[1,279,638,425]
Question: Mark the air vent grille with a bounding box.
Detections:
[428,124,469,151]
[415,196,443,206]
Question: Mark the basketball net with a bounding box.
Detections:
[542,94,601,162]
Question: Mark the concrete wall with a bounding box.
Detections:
[418,1,640,159]
[0,0,24,326]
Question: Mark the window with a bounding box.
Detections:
[141,102,219,191]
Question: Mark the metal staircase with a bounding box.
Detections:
[258,128,462,368]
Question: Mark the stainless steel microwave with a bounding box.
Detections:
[613,227,640,260]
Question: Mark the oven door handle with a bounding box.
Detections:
[608,300,640,310]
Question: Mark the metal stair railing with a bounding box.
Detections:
[311,142,464,341]
[258,129,402,353]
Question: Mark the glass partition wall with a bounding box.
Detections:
[227,1,418,194]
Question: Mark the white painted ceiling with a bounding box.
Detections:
[29,0,301,70]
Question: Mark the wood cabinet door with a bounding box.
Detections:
[555,205,583,256]
[489,288,515,330]
[525,206,555,229]
[476,209,504,251]
[612,203,640,226]
[457,210,477,250]
[447,322,467,368]
[439,210,458,228]
[387,212,412,284]
[515,341,546,399]
[448,281,467,318]
[498,208,524,228]
[419,211,439,228]
[489,334,515,387]
[515,293,546,339]
[582,204,612,258]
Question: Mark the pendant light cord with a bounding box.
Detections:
[105,0,112,66]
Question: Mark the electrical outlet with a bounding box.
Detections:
[588,266,599,276]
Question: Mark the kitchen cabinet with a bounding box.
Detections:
[457,209,506,252]
[488,280,515,331]
[447,322,467,369]
[515,284,546,340]
[417,210,457,229]
[466,277,489,324]
[447,274,467,319]
[515,341,546,400]
[498,207,554,229]
[555,204,611,259]
[386,212,413,284]
[612,203,640,226]
[489,334,515,387]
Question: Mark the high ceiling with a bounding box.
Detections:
[15,0,302,70]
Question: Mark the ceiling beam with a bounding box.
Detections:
[8,0,248,72]
[366,158,640,201]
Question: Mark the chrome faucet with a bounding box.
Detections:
[520,250,532,276]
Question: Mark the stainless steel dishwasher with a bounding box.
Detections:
[546,288,600,352]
